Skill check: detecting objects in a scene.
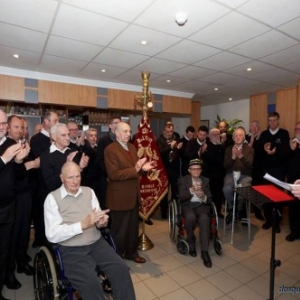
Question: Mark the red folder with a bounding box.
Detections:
[252,185,294,203]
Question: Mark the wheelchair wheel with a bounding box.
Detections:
[176,239,189,255]
[214,238,222,256]
[34,246,59,300]
[168,199,178,242]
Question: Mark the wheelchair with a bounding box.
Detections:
[33,228,116,300]
[169,198,222,256]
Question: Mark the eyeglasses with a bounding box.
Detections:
[65,175,81,181]
[189,168,202,171]
[0,122,8,127]
[117,129,132,134]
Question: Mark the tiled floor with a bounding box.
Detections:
[3,210,300,300]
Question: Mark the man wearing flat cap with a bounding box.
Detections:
[178,159,212,268]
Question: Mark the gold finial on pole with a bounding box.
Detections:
[134,71,153,117]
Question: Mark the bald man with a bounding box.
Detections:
[104,122,154,264]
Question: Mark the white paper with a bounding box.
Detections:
[263,173,300,191]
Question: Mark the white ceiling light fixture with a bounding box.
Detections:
[214,87,218,91]
[13,54,19,58]
[229,97,232,101]
[140,40,147,45]
[247,67,252,72]
[175,12,187,26]
[101,69,106,73]
[166,79,171,83]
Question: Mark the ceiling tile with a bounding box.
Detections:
[38,55,87,76]
[93,48,150,68]
[229,31,298,59]
[226,60,275,77]
[52,4,128,46]
[278,16,300,40]
[0,23,47,52]
[200,72,242,84]
[113,70,162,86]
[45,36,104,62]
[62,0,156,22]
[133,57,186,74]
[259,44,300,67]
[214,0,249,8]
[109,24,181,56]
[157,40,221,64]
[249,68,297,82]
[237,0,300,27]
[81,63,127,79]
[194,51,251,71]
[0,45,40,70]
[0,0,58,32]
[168,65,216,79]
[189,12,270,50]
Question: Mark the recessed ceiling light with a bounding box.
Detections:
[101,69,106,73]
[140,40,147,45]
[13,54,19,58]
[247,67,252,71]
[229,97,232,101]
[166,79,171,83]
[214,87,218,91]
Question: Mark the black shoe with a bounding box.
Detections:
[189,248,197,257]
[262,222,271,230]
[5,274,21,290]
[201,251,212,268]
[286,232,300,242]
[0,293,11,300]
[255,211,265,221]
[145,219,153,226]
[275,226,281,234]
[17,263,35,276]
[225,212,232,225]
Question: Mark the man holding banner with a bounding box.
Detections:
[104,122,154,264]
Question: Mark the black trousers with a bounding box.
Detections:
[0,201,15,292]
[182,204,210,252]
[6,191,32,276]
[110,201,139,259]
[59,238,136,300]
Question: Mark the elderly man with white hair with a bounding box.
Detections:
[223,127,254,224]
[44,161,135,300]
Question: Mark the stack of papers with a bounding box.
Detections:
[263,173,300,191]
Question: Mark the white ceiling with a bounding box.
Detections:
[0,0,300,106]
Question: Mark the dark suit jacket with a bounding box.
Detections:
[104,141,141,211]
[178,175,211,207]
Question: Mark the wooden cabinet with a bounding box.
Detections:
[276,87,297,137]
[107,89,138,110]
[0,75,24,101]
[38,80,96,107]
[163,95,191,114]
[249,93,268,130]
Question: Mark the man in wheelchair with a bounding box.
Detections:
[178,159,212,268]
[44,162,136,300]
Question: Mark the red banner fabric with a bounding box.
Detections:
[134,116,169,220]
[252,185,294,203]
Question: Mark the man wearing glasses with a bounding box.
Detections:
[178,159,212,268]
[104,122,154,264]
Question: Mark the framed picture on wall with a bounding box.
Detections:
[200,119,210,129]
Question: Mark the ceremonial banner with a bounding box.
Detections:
[134,116,169,220]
